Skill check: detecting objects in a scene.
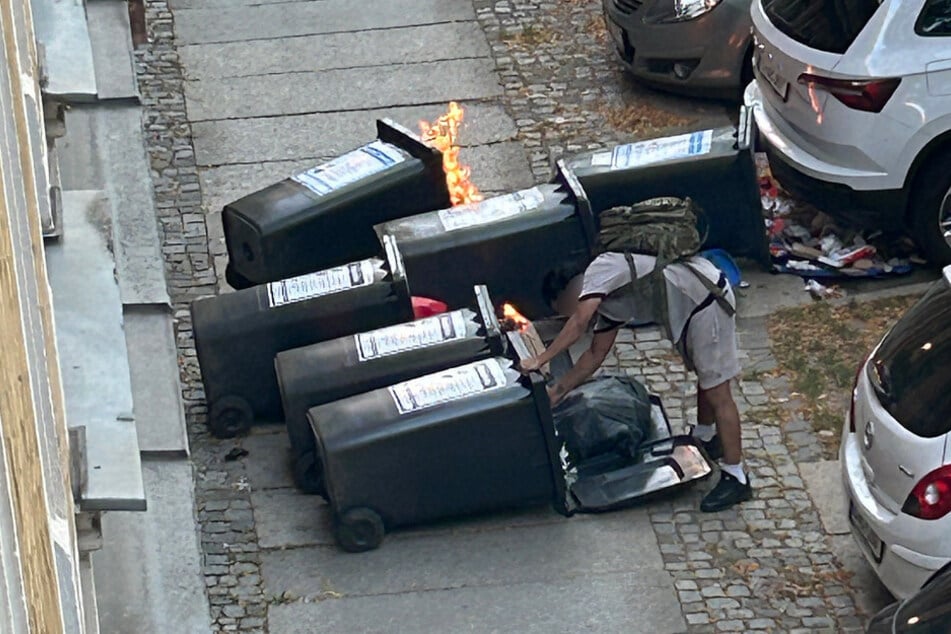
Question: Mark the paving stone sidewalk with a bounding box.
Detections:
[133,0,886,630]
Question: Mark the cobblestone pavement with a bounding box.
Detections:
[605,322,867,633]
[134,0,888,630]
[134,1,269,631]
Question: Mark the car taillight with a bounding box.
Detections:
[903,465,951,520]
[797,74,901,113]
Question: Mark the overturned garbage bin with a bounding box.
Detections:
[308,338,713,553]
[276,285,505,494]
[560,105,769,266]
[192,236,414,438]
[376,163,597,318]
[222,119,450,289]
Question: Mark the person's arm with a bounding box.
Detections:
[547,328,619,405]
[521,297,602,373]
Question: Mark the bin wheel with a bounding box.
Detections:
[334,508,384,553]
[208,395,253,438]
[224,262,254,291]
[293,451,326,498]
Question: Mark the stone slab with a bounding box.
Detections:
[184,58,501,121]
[198,142,529,218]
[240,429,295,491]
[31,0,97,99]
[46,190,145,510]
[191,102,518,167]
[801,460,850,536]
[86,0,139,100]
[95,459,211,634]
[267,572,685,634]
[261,513,664,598]
[179,22,490,79]
[58,105,170,305]
[123,306,188,455]
[173,0,476,44]
[252,488,593,550]
[830,534,894,618]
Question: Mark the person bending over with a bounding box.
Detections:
[521,252,750,512]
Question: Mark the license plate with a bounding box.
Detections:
[849,501,884,563]
[757,54,789,101]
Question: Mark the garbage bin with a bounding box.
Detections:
[192,236,414,438]
[560,106,769,266]
[308,357,566,552]
[308,347,713,552]
[376,163,597,318]
[222,119,451,289]
[276,285,505,494]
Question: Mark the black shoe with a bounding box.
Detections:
[697,434,723,462]
[700,471,752,513]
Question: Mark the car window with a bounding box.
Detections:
[868,282,951,438]
[917,0,951,35]
[761,0,882,54]
[895,565,951,632]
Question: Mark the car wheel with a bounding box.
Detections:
[911,149,951,266]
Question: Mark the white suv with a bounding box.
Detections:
[745,0,951,265]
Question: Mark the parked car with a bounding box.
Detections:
[745,0,951,265]
[867,562,951,633]
[841,265,951,599]
[602,0,753,98]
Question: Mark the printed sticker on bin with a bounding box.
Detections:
[267,259,375,307]
[291,140,405,196]
[356,311,470,361]
[609,129,713,170]
[388,358,509,415]
[437,187,546,232]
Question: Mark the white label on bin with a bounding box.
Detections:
[437,187,546,232]
[291,140,406,196]
[590,152,612,167]
[610,129,713,169]
[267,259,376,307]
[355,311,469,361]
[388,358,508,415]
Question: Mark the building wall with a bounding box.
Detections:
[0,0,86,630]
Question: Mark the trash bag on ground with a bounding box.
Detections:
[552,375,653,469]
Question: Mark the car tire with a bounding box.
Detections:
[910,149,951,266]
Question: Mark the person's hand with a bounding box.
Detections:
[520,356,543,374]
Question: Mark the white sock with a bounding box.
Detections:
[692,423,716,442]
[720,461,747,484]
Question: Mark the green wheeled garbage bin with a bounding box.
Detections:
[192,236,414,438]
[560,105,769,266]
[376,162,597,318]
[222,119,450,289]
[275,285,505,495]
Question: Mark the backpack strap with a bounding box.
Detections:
[624,252,674,342]
[682,262,736,318]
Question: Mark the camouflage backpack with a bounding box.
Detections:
[596,197,730,341]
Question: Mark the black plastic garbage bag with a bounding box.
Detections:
[552,375,652,467]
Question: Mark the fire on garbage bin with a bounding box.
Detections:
[501,302,531,333]
[419,102,483,207]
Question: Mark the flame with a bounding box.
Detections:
[502,302,530,332]
[419,102,483,206]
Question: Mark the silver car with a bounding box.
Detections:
[602,0,753,98]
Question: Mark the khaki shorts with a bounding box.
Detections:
[675,294,741,390]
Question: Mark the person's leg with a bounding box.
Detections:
[699,380,741,465]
